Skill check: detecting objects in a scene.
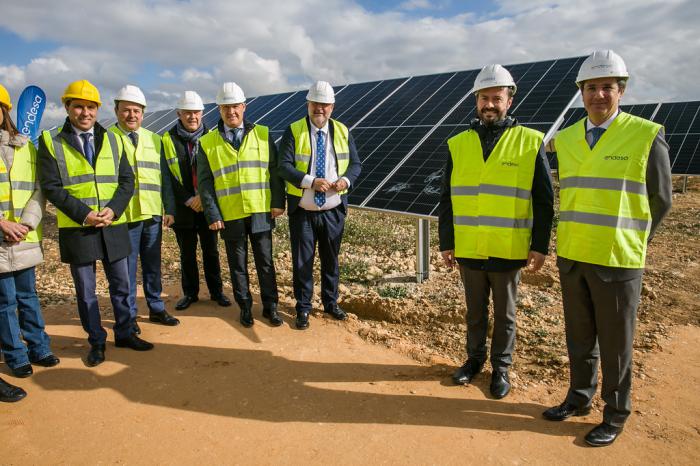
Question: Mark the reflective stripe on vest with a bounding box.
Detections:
[287,118,350,197]
[41,127,125,228]
[555,112,661,268]
[0,142,41,242]
[199,125,271,221]
[110,126,162,222]
[161,131,183,185]
[449,125,542,260]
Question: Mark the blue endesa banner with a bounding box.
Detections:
[15,85,46,145]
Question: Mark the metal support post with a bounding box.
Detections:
[416,218,430,283]
[682,175,688,193]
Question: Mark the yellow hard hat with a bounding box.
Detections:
[61,79,102,106]
[0,84,11,110]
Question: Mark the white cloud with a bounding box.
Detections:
[0,0,697,129]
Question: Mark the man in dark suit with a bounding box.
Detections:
[161,91,231,311]
[38,80,154,367]
[278,81,362,330]
[542,50,672,447]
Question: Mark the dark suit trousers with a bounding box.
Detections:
[223,228,278,309]
[459,266,520,371]
[174,223,223,299]
[289,206,345,314]
[560,261,642,427]
[69,258,133,346]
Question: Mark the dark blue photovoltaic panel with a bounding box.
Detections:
[257,91,309,131]
[653,101,700,174]
[653,101,700,135]
[356,73,455,128]
[246,92,297,123]
[336,78,408,127]
[347,126,430,205]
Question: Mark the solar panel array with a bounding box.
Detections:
[101,55,697,219]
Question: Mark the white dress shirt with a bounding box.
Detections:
[299,122,350,211]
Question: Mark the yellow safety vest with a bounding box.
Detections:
[110,126,162,222]
[287,118,350,197]
[41,128,126,228]
[0,142,41,242]
[161,131,184,185]
[556,112,661,268]
[449,125,542,259]
[199,125,271,221]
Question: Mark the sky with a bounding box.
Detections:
[1,0,698,128]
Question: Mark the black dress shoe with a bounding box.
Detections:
[0,377,26,402]
[175,295,198,310]
[149,310,180,326]
[262,307,283,327]
[240,307,254,328]
[133,322,141,335]
[490,370,511,399]
[115,335,154,351]
[86,344,106,367]
[296,312,309,330]
[31,354,60,367]
[324,307,347,321]
[212,294,232,307]
[10,364,33,378]
[585,422,623,447]
[542,401,592,421]
[452,359,482,385]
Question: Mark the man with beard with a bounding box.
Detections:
[438,65,554,399]
[161,91,230,311]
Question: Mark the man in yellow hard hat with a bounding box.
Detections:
[438,65,554,399]
[109,84,179,331]
[197,82,285,328]
[38,80,154,367]
[542,50,672,447]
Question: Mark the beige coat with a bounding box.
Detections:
[0,130,44,273]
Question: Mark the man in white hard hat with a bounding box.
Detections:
[197,82,285,327]
[38,80,151,366]
[109,85,179,331]
[542,50,672,447]
[278,81,362,330]
[438,65,554,399]
[161,91,230,311]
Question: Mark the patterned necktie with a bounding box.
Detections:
[129,131,139,147]
[80,133,94,166]
[314,130,326,207]
[588,127,605,149]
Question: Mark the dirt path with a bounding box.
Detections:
[1,286,698,465]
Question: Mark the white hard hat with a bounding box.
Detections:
[176,91,204,111]
[473,64,517,95]
[306,81,335,104]
[576,49,629,85]
[216,82,245,105]
[115,84,147,107]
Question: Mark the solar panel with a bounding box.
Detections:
[361,57,586,216]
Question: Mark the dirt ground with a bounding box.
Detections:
[1,178,699,464]
[1,291,699,465]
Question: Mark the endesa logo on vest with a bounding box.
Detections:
[604,155,630,161]
[501,161,519,167]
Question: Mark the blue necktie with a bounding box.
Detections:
[588,127,605,149]
[232,128,242,150]
[80,133,94,165]
[314,131,326,207]
[128,131,139,147]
